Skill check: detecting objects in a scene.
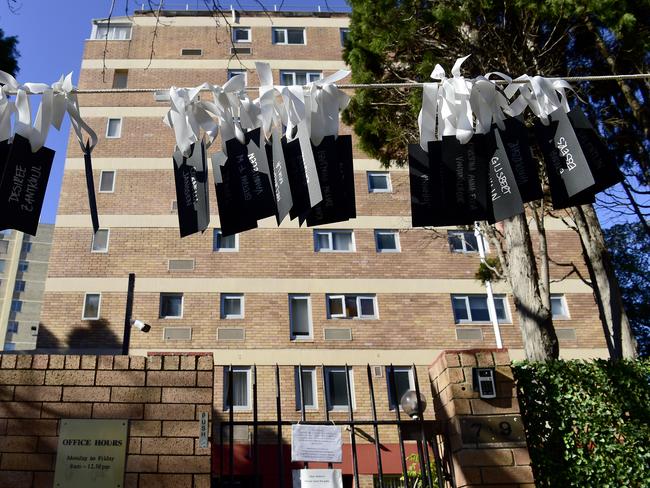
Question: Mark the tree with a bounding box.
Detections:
[0,28,19,76]
[343,0,641,359]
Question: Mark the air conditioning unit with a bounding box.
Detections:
[230,46,252,55]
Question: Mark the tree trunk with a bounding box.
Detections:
[571,204,637,358]
[502,214,559,361]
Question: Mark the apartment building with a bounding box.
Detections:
[0,224,54,351]
[37,7,608,486]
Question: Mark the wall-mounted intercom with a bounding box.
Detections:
[472,367,496,399]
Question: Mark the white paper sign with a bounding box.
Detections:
[292,469,343,488]
[291,424,342,463]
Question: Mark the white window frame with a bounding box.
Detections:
[452,294,509,324]
[221,294,245,319]
[327,294,378,320]
[227,69,248,84]
[213,229,239,252]
[91,23,132,41]
[375,229,400,253]
[386,366,415,410]
[295,366,318,410]
[82,293,101,320]
[314,230,355,252]
[551,294,570,320]
[324,366,355,411]
[279,70,321,86]
[272,27,306,45]
[289,295,313,340]
[98,170,116,193]
[232,27,251,43]
[91,229,110,253]
[447,230,487,253]
[367,171,392,193]
[223,366,252,411]
[160,293,184,319]
[105,118,122,138]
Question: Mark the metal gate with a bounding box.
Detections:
[214,364,456,488]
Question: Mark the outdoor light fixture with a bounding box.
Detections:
[130,319,151,333]
[400,390,427,419]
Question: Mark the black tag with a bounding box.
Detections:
[0,134,54,236]
[408,143,435,227]
[241,128,277,221]
[0,140,9,181]
[172,140,210,238]
[83,143,100,234]
[266,132,293,225]
[284,137,312,221]
[487,128,525,224]
[306,135,356,226]
[498,117,543,202]
[568,107,622,193]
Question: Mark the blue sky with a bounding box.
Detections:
[1,0,349,224]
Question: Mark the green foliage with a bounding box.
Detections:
[0,28,19,76]
[513,359,650,487]
[475,256,503,284]
[400,453,439,487]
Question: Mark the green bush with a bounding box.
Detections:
[512,359,650,488]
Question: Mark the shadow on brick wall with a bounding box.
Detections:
[36,318,121,352]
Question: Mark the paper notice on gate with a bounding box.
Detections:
[291,424,342,462]
[292,469,343,488]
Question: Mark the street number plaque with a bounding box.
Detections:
[459,414,526,447]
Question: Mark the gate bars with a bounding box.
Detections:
[217,364,456,488]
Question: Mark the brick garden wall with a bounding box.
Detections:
[0,353,213,488]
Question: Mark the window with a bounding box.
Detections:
[327,294,377,319]
[21,242,32,253]
[82,293,101,320]
[93,24,132,40]
[112,69,128,89]
[232,27,251,43]
[375,230,400,252]
[160,293,183,319]
[452,295,509,323]
[91,229,110,253]
[213,229,238,252]
[367,172,392,193]
[106,118,122,138]
[227,69,247,84]
[181,48,203,56]
[551,295,570,319]
[290,295,312,340]
[340,28,350,46]
[386,366,415,409]
[272,27,305,45]
[99,170,116,192]
[10,300,22,312]
[221,294,244,319]
[324,367,354,410]
[448,231,486,253]
[17,261,28,272]
[314,230,354,252]
[0,260,5,272]
[14,280,25,292]
[0,240,8,254]
[223,366,251,411]
[295,367,317,410]
[7,321,18,334]
[280,71,321,86]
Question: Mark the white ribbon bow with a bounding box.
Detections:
[504,75,576,125]
[306,70,351,146]
[52,73,98,154]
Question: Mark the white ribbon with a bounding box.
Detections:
[417,64,445,150]
[307,70,351,146]
[504,75,576,125]
[52,73,98,154]
[471,72,511,132]
[0,71,17,142]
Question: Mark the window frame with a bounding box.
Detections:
[447,230,487,254]
[327,294,378,320]
[99,170,116,193]
[451,294,510,324]
[314,230,355,253]
[105,118,122,139]
[295,366,318,410]
[92,23,132,41]
[159,293,184,319]
[551,294,570,320]
[221,293,245,319]
[91,229,110,253]
[82,293,101,320]
[17,261,28,272]
[0,240,9,254]
[367,171,392,193]
[213,229,239,252]
[279,70,322,86]
[14,280,26,292]
[7,321,18,334]
[272,27,306,45]
[340,28,350,46]
[227,69,248,84]
[10,300,22,313]
[232,27,251,43]
[112,69,128,89]
[21,242,32,253]
[386,366,415,410]
[223,366,252,411]
[375,229,401,253]
[289,294,313,340]
[324,366,355,411]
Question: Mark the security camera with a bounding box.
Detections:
[130,319,151,333]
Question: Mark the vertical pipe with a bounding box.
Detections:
[321,365,333,469]
[428,371,448,488]
[388,365,410,488]
[228,366,234,484]
[121,273,135,355]
[366,365,384,488]
[219,421,224,484]
[253,365,260,488]
[474,223,503,349]
[275,364,285,488]
[344,365,360,488]
[298,364,308,469]
[412,365,434,486]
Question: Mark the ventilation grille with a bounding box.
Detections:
[455,328,483,341]
[556,328,577,341]
[181,48,203,56]
[217,328,245,341]
[324,328,352,341]
[168,259,195,271]
[372,365,383,378]
[163,327,192,341]
[230,46,252,55]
